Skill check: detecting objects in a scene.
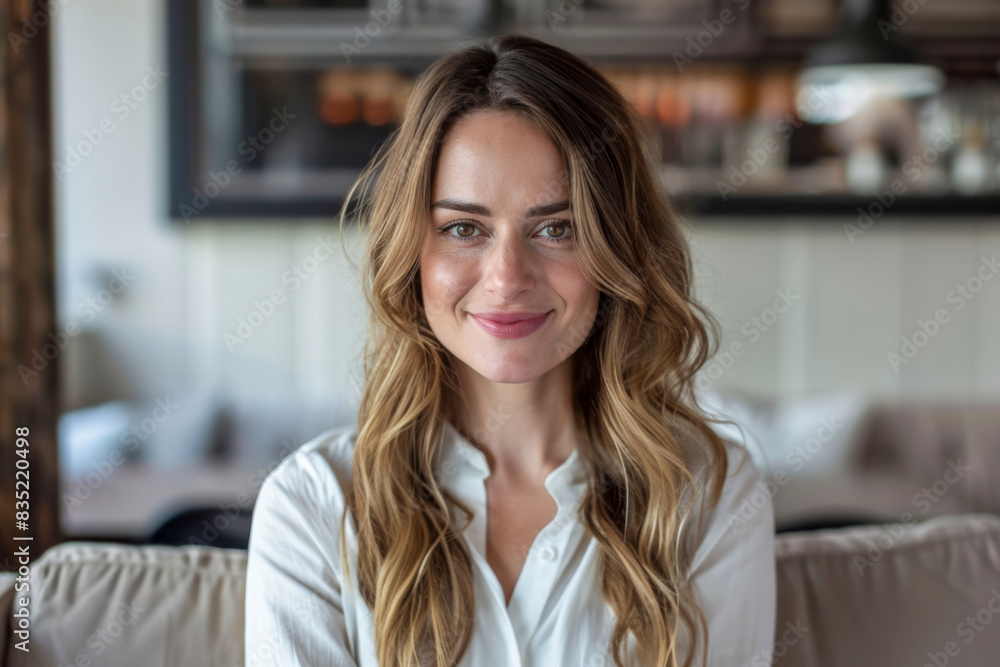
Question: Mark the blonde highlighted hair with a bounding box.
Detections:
[336,32,735,667]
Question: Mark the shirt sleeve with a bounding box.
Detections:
[244,452,359,667]
[685,440,777,667]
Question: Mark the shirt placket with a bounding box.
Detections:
[443,433,523,666]
[503,482,581,664]
[441,424,587,667]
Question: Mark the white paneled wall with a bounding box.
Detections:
[53,0,1000,414]
[691,219,1000,400]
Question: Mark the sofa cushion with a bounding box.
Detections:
[6,515,1000,667]
[770,471,972,531]
[771,513,1000,667]
[7,542,246,667]
[853,402,1000,515]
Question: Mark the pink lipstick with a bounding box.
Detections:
[471,311,551,339]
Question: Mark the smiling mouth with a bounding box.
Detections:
[471,311,552,339]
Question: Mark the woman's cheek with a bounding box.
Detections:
[421,258,475,320]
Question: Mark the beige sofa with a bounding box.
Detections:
[2,513,1000,667]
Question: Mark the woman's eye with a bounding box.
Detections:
[439,220,573,243]
[540,223,572,242]
[439,222,480,241]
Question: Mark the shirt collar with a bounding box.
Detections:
[437,418,588,507]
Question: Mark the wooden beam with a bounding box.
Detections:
[0,0,62,568]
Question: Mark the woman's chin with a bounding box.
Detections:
[468,360,547,385]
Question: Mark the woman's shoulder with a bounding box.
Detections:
[245,425,364,627]
[255,423,361,519]
[672,421,771,568]
[673,419,758,489]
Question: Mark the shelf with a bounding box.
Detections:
[169,1,1000,222]
[672,193,1000,218]
[219,9,1000,67]
[168,192,1000,222]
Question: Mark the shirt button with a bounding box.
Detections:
[538,546,556,561]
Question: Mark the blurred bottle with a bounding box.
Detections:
[948,81,1000,194]
[360,68,399,127]
[686,69,740,172]
[631,68,661,157]
[740,68,793,191]
[990,81,1000,192]
[655,73,690,166]
[952,128,991,194]
[911,91,956,194]
[846,135,887,195]
[318,69,361,126]
[317,67,408,128]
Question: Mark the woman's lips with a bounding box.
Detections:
[471,311,551,339]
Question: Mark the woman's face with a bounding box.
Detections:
[420,110,601,384]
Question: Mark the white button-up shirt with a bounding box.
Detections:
[245,419,776,666]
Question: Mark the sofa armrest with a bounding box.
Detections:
[774,513,1000,667]
[11,541,246,667]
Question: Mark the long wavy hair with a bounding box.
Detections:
[336,32,737,667]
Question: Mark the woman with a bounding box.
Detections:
[245,33,775,667]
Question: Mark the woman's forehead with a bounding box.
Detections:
[433,113,568,205]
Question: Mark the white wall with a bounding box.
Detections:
[52,0,1000,415]
[691,219,1000,400]
[52,0,368,413]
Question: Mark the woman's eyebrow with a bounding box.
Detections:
[430,198,570,218]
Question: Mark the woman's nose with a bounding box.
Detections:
[481,232,535,300]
